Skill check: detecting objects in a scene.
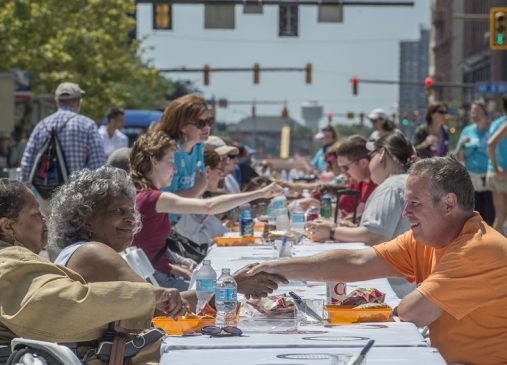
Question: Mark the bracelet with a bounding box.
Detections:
[329,227,336,241]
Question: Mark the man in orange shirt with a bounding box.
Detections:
[247,156,507,365]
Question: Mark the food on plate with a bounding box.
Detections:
[247,294,295,317]
[213,236,257,246]
[340,288,385,306]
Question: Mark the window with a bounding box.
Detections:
[279,5,298,37]
[153,3,172,30]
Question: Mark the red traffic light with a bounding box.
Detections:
[424,76,432,94]
[351,76,358,95]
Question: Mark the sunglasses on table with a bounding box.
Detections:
[191,118,214,129]
[201,326,243,337]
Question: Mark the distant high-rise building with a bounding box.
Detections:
[399,26,430,135]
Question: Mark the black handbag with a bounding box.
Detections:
[150,230,208,266]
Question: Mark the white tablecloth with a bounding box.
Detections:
[160,346,446,365]
[162,322,427,350]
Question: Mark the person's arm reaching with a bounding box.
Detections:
[306,221,389,246]
[156,182,283,215]
[246,247,400,283]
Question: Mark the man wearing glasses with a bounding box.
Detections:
[334,135,377,221]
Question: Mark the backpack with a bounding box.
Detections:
[28,116,76,200]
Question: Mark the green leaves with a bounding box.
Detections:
[0,0,178,120]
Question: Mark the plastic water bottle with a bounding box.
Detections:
[276,208,290,231]
[195,260,217,313]
[239,203,253,236]
[290,202,306,234]
[267,200,277,226]
[214,268,238,327]
[280,169,288,182]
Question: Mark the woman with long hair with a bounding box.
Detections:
[306,131,416,246]
[413,102,450,158]
[130,131,284,289]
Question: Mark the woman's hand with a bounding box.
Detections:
[261,183,284,198]
[305,220,335,242]
[153,287,186,318]
[169,264,192,280]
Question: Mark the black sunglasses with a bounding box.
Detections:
[337,159,359,172]
[436,109,448,115]
[201,326,243,337]
[367,149,380,159]
[191,118,214,129]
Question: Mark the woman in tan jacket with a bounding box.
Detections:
[0,179,182,363]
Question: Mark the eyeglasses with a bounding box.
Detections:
[337,159,359,172]
[201,326,243,337]
[191,118,214,129]
[436,109,448,115]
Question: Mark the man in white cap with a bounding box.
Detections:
[20,82,106,212]
[205,135,241,193]
[367,108,395,142]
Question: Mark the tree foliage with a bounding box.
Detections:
[0,0,182,120]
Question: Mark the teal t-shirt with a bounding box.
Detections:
[457,123,489,174]
[162,141,205,222]
[487,116,507,172]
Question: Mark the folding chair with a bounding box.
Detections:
[334,188,360,224]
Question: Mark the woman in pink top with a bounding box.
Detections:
[130,131,284,289]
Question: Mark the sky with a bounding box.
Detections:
[136,1,431,127]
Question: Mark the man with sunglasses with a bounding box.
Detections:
[334,135,377,220]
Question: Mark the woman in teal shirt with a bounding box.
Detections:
[456,101,494,225]
[487,95,507,234]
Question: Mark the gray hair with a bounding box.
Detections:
[408,155,474,211]
[48,166,141,249]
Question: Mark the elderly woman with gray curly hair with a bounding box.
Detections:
[48,166,187,313]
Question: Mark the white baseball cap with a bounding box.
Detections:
[206,135,239,156]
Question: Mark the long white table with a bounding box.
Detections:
[162,346,446,365]
[161,239,445,365]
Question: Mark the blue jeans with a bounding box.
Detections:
[154,271,189,291]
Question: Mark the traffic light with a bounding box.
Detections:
[203,65,210,86]
[401,112,409,126]
[490,8,507,50]
[305,63,312,84]
[424,76,432,94]
[281,106,289,119]
[351,76,358,95]
[253,63,260,84]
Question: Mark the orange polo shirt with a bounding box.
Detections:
[374,213,507,365]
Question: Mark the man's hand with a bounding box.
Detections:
[181,258,198,271]
[169,264,192,280]
[153,287,186,318]
[234,263,289,299]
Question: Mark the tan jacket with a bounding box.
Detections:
[0,240,155,343]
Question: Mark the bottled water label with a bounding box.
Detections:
[215,287,237,302]
[292,213,305,224]
[196,278,215,292]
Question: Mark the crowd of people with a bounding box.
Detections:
[0,81,506,364]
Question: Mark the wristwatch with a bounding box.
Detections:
[329,227,336,241]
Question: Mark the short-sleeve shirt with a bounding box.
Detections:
[487,116,507,172]
[373,213,507,365]
[98,125,128,157]
[132,188,172,275]
[339,180,377,217]
[359,174,409,240]
[457,123,490,174]
[20,108,106,182]
[162,141,204,222]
